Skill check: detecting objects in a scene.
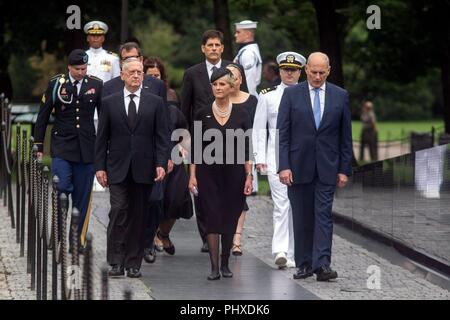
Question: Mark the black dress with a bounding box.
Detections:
[233,94,258,126]
[162,104,193,220]
[233,94,258,211]
[194,104,251,234]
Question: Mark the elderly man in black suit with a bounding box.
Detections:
[181,29,248,252]
[95,57,170,278]
[102,42,167,101]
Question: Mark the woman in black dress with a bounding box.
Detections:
[188,67,253,280]
[226,64,258,257]
[154,105,193,255]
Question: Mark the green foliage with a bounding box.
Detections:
[351,120,444,141]
[133,15,184,89]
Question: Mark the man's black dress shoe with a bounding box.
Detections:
[315,266,338,281]
[201,242,209,253]
[220,266,233,278]
[126,268,142,278]
[293,265,313,279]
[108,265,125,277]
[207,272,221,280]
[143,247,156,263]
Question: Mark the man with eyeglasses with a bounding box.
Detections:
[253,51,305,270]
[102,42,167,101]
[95,57,169,278]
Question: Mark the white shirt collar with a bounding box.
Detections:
[68,74,81,85]
[205,59,222,71]
[89,47,103,54]
[308,82,326,92]
[124,86,141,98]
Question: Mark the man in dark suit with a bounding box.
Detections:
[277,52,352,282]
[181,29,248,129]
[95,57,169,278]
[34,49,102,248]
[180,30,248,252]
[102,42,167,102]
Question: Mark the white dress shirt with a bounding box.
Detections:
[123,87,141,115]
[68,74,82,95]
[252,82,289,173]
[206,59,222,80]
[308,82,326,119]
[234,43,262,96]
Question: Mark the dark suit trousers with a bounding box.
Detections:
[288,175,336,271]
[107,168,152,269]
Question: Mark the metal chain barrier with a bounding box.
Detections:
[0,94,134,300]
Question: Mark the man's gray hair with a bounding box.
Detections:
[122,57,143,71]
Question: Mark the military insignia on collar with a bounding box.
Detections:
[59,78,65,84]
[41,94,46,103]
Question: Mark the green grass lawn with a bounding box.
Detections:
[352,120,445,142]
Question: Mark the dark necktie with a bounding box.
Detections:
[73,80,79,96]
[128,93,137,129]
[211,66,218,80]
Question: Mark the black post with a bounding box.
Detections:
[20,129,27,257]
[30,144,37,290]
[36,158,42,300]
[60,193,68,300]
[27,137,35,273]
[51,175,59,300]
[83,233,93,300]
[1,121,14,228]
[42,166,49,300]
[71,208,80,300]
[101,264,109,300]
[15,123,21,243]
[123,288,132,300]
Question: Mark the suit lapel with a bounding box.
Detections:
[79,76,89,96]
[318,82,332,132]
[133,92,146,131]
[199,62,213,97]
[119,91,130,130]
[302,82,316,130]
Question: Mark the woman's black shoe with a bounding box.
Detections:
[157,231,175,255]
[207,272,221,280]
[220,266,233,278]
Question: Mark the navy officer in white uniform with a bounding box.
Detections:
[253,51,306,269]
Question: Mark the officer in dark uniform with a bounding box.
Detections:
[34,49,103,248]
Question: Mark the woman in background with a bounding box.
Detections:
[226,63,258,257]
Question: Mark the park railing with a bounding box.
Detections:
[354,125,449,163]
[334,141,450,276]
[0,93,130,300]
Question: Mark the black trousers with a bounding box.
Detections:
[107,169,152,269]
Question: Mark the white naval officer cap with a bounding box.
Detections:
[84,20,108,35]
[276,51,306,69]
[234,20,258,29]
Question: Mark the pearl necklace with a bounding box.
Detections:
[212,101,232,118]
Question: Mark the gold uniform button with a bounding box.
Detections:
[76,108,80,112]
[76,100,79,104]
[76,116,80,120]
[76,124,80,128]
